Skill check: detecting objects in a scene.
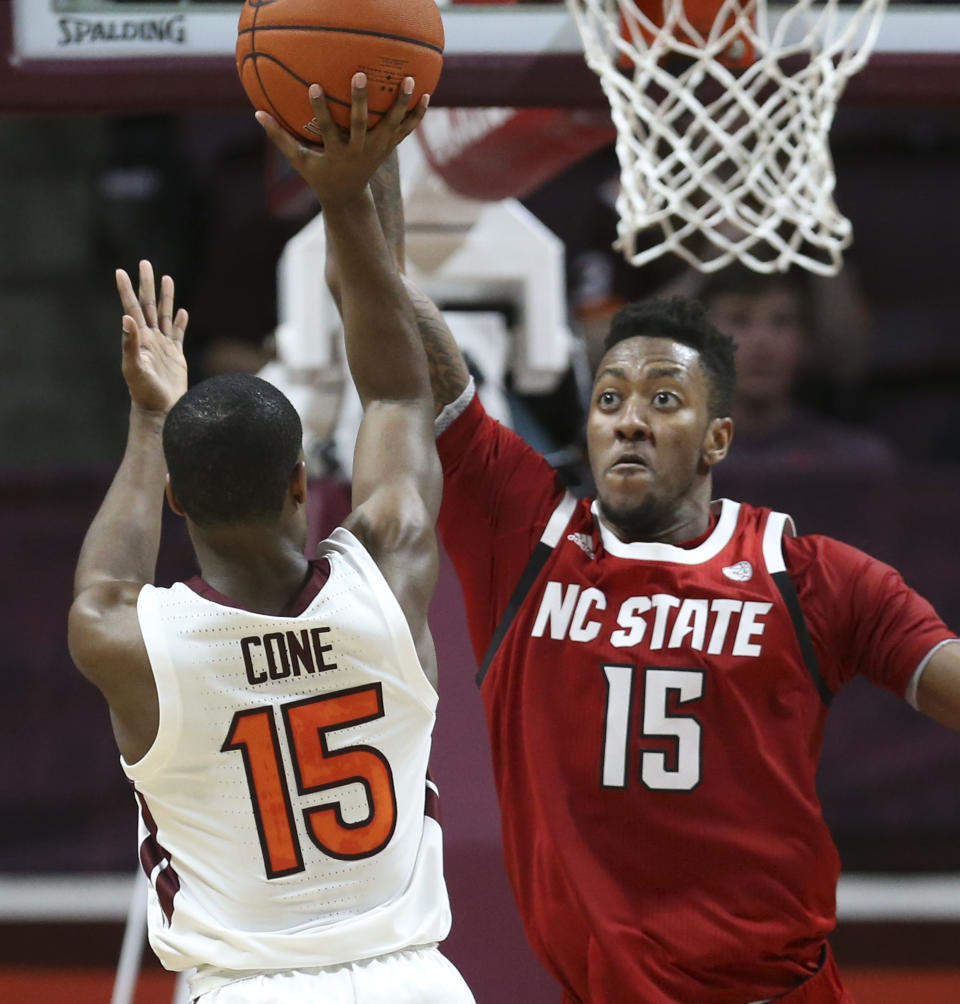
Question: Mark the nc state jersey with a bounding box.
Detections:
[436,391,955,1004]
[123,528,450,998]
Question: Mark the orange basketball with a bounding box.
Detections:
[236,0,444,141]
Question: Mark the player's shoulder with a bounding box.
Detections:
[779,530,895,607]
[782,531,872,570]
[438,385,549,478]
[724,500,879,587]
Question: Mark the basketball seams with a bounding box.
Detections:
[246,0,303,140]
[236,0,443,137]
[237,24,444,56]
[239,53,389,119]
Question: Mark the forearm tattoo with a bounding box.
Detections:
[370,153,405,271]
[370,154,469,411]
[407,287,472,414]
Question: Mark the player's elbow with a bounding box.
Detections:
[67,593,106,681]
[325,254,343,312]
[67,582,138,683]
[354,488,437,556]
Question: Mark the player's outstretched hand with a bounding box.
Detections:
[256,73,428,208]
[116,260,188,415]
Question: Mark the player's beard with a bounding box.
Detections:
[597,464,701,543]
[597,493,670,542]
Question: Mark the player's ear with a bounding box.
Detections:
[290,459,308,506]
[165,475,186,517]
[701,416,733,468]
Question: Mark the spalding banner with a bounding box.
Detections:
[11,0,238,60]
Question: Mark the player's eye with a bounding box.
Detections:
[598,389,621,408]
[653,390,679,407]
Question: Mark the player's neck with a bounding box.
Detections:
[189,524,311,616]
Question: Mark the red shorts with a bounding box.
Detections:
[773,944,853,1004]
[559,942,853,1003]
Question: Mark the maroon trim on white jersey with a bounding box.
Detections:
[424,772,440,823]
[185,558,331,617]
[134,788,180,925]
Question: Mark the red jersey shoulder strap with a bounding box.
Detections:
[762,510,834,707]
[476,491,578,687]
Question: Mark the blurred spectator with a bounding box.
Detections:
[697,264,897,477]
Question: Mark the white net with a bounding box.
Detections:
[566,0,888,274]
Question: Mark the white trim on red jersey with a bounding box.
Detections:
[435,378,476,436]
[540,492,578,547]
[590,497,742,564]
[761,510,798,574]
[905,638,960,710]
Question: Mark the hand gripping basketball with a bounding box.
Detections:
[257,73,428,208]
[236,0,443,139]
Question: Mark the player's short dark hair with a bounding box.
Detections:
[603,296,737,417]
[163,374,303,528]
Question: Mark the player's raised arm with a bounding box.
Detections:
[328,149,472,417]
[257,75,441,676]
[68,262,188,756]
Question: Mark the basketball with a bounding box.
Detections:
[236,0,445,141]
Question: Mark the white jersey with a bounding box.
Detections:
[123,528,450,998]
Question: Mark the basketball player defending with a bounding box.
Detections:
[346,160,960,1003]
[68,78,474,1004]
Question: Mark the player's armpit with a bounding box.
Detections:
[915,640,960,731]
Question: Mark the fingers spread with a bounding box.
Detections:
[256,110,304,163]
[116,269,146,328]
[159,274,176,337]
[138,260,158,329]
[120,314,140,355]
[306,84,341,149]
[382,76,414,134]
[396,93,430,145]
[349,73,369,145]
[173,308,189,343]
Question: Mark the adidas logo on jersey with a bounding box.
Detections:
[567,532,595,559]
[722,560,753,582]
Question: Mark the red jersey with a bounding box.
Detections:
[437,392,955,1004]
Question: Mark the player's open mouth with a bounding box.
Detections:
[610,455,650,473]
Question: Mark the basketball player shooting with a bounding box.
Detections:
[348,162,960,1003]
[68,77,474,1004]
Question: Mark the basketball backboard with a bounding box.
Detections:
[7,1,960,109]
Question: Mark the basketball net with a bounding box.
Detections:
[566,0,888,275]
